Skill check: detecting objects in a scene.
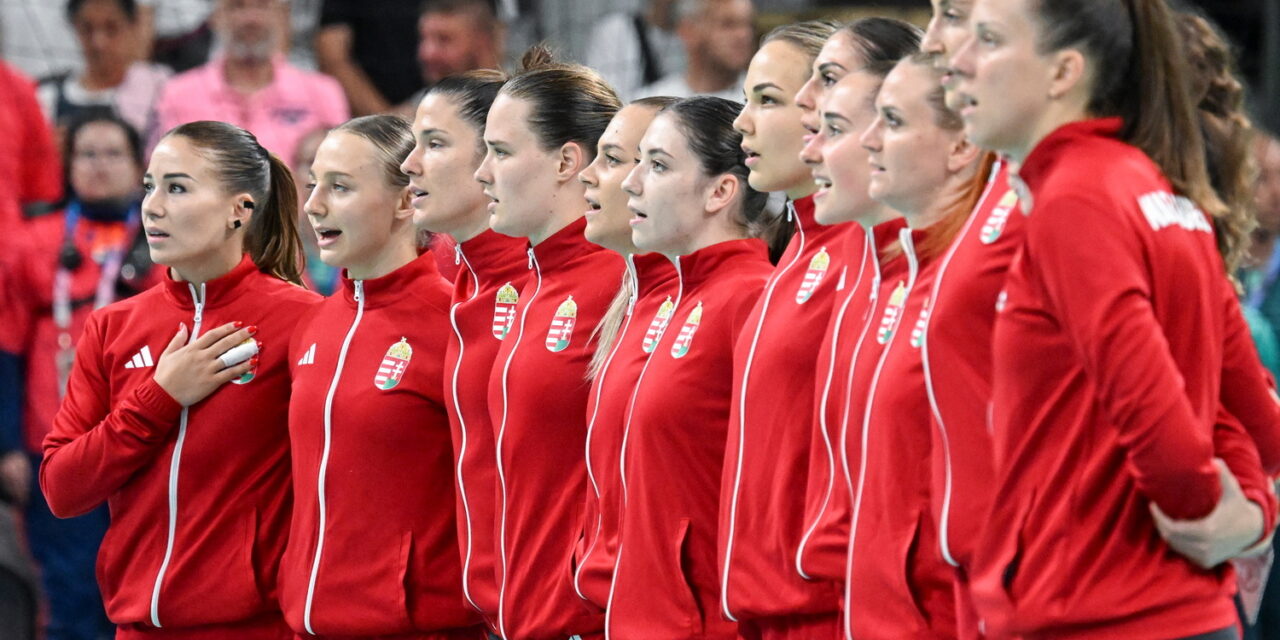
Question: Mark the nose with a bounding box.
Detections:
[579,158,600,188]
[951,33,977,78]
[304,185,326,218]
[860,116,883,152]
[142,189,163,218]
[621,163,643,198]
[800,128,824,166]
[732,104,753,136]
[400,144,422,177]
[921,17,944,56]
[474,151,494,186]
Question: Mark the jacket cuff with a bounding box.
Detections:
[127,378,184,438]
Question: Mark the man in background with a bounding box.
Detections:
[637,0,754,102]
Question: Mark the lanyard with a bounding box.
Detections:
[53,202,140,396]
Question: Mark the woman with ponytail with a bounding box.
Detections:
[401,69,525,633]
[474,46,622,640]
[573,95,680,615]
[608,96,773,639]
[790,14,919,618]
[40,120,320,638]
[951,0,1270,637]
[715,19,862,639]
[278,114,483,639]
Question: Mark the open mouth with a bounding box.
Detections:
[410,186,428,198]
[145,228,170,238]
[585,195,602,212]
[314,227,342,244]
[814,175,833,190]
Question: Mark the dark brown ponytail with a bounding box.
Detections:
[164,121,306,285]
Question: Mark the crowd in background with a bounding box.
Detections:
[1,0,1280,639]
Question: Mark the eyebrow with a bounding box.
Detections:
[817,62,847,74]
[144,172,193,181]
[420,128,447,138]
[601,142,626,155]
[645,147,673,159]
[322,170,353,179]
[750,82,782,94]
[823,111,851,125]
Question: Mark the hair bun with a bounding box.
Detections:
[520,44,559,72]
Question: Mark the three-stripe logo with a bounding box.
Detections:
[124,345,155,369]
[297,343,317,366]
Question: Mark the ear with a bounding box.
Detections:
[394,186,415,222]
[229,193,255,230]
[703,173,741,218]
[556,142,587,184]
[1047,48,1087,101]
[946,135,981,173]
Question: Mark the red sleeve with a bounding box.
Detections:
[14,71,61,209]
[1219,281,1280,474]
[0,242,39,354]
[1029,195,1219,519]
[1214,407,1278,543]
[40,313,184,517]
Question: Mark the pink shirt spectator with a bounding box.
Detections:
[151,55,348,162]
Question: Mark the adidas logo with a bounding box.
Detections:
[297,343,317,366]
[124,345,155,369]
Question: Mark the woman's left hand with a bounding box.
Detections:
[1150,458,1268,569]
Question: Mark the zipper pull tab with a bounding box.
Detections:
[526,248,534,270]
[454,243,462,265]
[354,281,364,302]
[786,201,794,223]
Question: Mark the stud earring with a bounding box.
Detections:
[233,220,243,229]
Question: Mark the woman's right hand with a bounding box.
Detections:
[153,322,258,407]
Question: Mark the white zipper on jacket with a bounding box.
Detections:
[449,245,484,612]
[495,247,540,640]
[720,201,805,621]
[149,282,205,628]
[576,256,639,601]
[920,160,1003,569]
[604,256,683,640]
[795,225,873,580]
[843,227,919,640]
[303,280,365,635]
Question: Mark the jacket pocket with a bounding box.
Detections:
[672,518,704,636]
[897,513,931,629]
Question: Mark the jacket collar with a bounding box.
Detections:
[674,238,768,290]
[1017,117,1123,194]
[791,194,817,233]
[631,251,677,299]
[457,228,529,282]
[339,251,442,310]
[528,217,593,270]
[161,254,258,310]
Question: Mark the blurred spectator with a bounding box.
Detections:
[1,111,158,640]
[419,0,503,86]
[637,0,754,102]
[150,0,349,162]
[315,0,421,115]
[1244,134,1280,324]
[0,60,63,250]
[286,0,325,69]
[292,125,340,295]
[138,0,215,72]
[36,0,170,139]
[584,0,685,102]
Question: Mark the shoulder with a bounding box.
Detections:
[254,274,325,312]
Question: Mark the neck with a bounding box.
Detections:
[529,185,588,246]
[686,56,739,94]
[1011,104,1091,164]
[223,55,274,94]
[786,181,817,201]
[903,171,975,229]
[171,250,243,289]
[667,215,746,257]
[346,241,419,280]
[856,203,901,229]
[82,64,128,90]
[447,206,495,244]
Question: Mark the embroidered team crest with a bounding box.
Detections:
[796,248,831,304]
[643,296,675,353]
[876,282,907,345]
[980,191,1019,244]
[910,307,930,349]
[546,297,578,352]
[493,283,519,340]
[230,338,258,385]
[374,338,413,390]
[671,302,703,359]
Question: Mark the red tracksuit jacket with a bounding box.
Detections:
[797,218,906,583]
[844,226,956,640]
[444,229,531,626]
[574,252,679,610]
[717,196,852,624]
[279,252,482,639]
[607,238,772,640]
[41,255,319,637]
[486,217,622,639]
[972,119,1237,639]
[2,209,163,452]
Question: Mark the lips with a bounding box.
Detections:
[584,194,603,216]
[314,226,342,247]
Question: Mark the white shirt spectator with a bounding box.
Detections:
[583,10,685,103]
[637,71,744,103]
